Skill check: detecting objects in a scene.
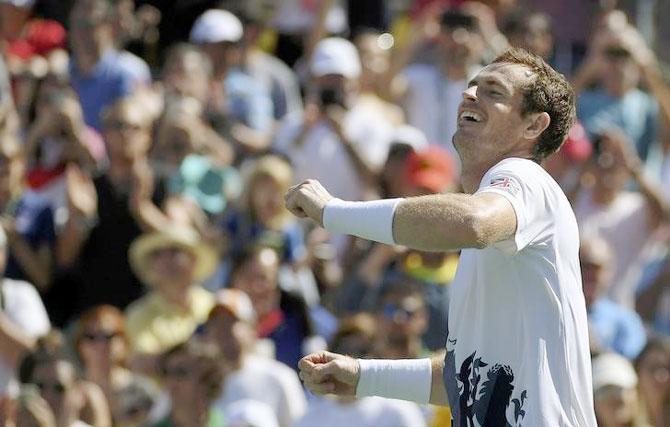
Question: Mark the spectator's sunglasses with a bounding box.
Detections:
[34,381,68,395]
[161,365,192,379]
[382,303,421,321]
[82,331,120,342]
[604,46,631,60]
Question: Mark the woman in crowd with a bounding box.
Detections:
[73,305,161,426]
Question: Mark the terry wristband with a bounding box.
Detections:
[356,358,432,404]
[323,198,402,245]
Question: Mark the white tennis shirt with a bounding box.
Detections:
[443,157,597,426]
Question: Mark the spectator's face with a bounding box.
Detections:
[32,361,79,420]
[579,245,610,308]
[69,1,113,56]
[356,33,391,82]
[163,52,210,102]
[148,246,196,287]
[103,110,151,163]
[78,319,127,369]
[161,352,204,404]
[601,45,640,94]
[250,176,284,225]
[591,134,630,193]
[204,309,253,362]
[438,23,482,67]
[637,347,670,403]
[595,385,639,427]
[453,63,534,163]
[378,292,428,343]
[232,250,280,320]
[508,20,553,60]
[199,42,241,76]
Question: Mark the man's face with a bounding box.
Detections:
[378,292,427,342]
[161,352,203,404]
[438,23,482,67]
[199,42,241,75]
[601,45,640,94]
[453,62,535,161]
[103,111,151,163]
[204,309,253,362]
[32,361,78,419]
[69,1,113,55]
[579,243,611,308]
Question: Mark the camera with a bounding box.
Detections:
[441,11,476,31]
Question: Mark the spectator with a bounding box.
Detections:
[592,352,650,427]
[149,339,225,427]
[634,338,670,427]
[223,155,305,266]
[275,37,394,201]
[374,280,430,359]
[0,224,50,399]
[73,305,161,426]
[125,227,217,360]
[69,0,151,131]
[230,245,320,369]
[503,11,553,61]
[0,137,57,292]
[543,121,592,192]
[573,130,669,308]
[573,24,662,161]
[19,331,112,427]
[53,97,170,326]
[397,6,494,160]
[239,12,303,121]
[580,237,646,359]
[294,313,426,427]
[202,288,306,427]
[189,9,274,154]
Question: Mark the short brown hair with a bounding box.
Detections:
[492,48,575,161]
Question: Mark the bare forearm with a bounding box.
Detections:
[0,314,35,367]
[56,219,90,267]
[632,168,670,227]
[131,200,172,233]
[642,62,670,126]
[393,194,507,251]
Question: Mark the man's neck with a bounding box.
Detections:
[76,44,112,75]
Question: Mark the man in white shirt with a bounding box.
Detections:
[0,225,50,399]
[286,48,597,426]
[202,289,306,427]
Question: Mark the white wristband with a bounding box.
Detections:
[356,358,432,404]
[323,198,402,245]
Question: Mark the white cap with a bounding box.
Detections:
[224,400,279,427]
[210,289,256,324]
[592,353,638,391]
[311,37,361,79]
[190,9,243,44]
[392,125,429,150]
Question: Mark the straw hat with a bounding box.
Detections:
[129,227,218,286]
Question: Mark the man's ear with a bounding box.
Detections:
[523,112,551,141]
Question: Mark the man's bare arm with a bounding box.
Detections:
[393,192,517,251]
[430,353,449,406]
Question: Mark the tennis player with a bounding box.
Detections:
[285,48,597,426]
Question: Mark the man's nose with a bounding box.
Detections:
[462,85,477,101]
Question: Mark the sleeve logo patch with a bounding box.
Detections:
[489,176,520,195]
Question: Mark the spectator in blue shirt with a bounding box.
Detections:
[69,0,151,131]
[189,9,274,155]
[573,23,664,162]
[581,236,647,360]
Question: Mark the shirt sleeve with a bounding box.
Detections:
[475,160,554,254]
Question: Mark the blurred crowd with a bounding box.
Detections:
[0,0,668,426]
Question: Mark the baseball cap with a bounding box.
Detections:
[209,289,256,324]
[592,352,638,392]
[405,145,456,193]
[311,37,362,78]
[190,9,243,44]
[561,122,592,163]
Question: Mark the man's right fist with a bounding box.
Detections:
[298,351,360,396]
[284,179,334,227]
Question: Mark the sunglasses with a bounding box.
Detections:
[604,46,631,59]
[162,365,192,379]
[35,381,68,394]
[105,120,144,132]
[382,303,420,321]
[83,331,120,342]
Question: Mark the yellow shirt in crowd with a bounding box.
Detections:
[125,286,215,354]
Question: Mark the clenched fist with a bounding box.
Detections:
[284,179,334,226]
[298,351,360,396]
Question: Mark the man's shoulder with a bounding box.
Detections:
[479,157,556,191]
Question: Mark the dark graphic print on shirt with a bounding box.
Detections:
[444,339,528,427]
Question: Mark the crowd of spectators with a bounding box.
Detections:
[0,0,668,426]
